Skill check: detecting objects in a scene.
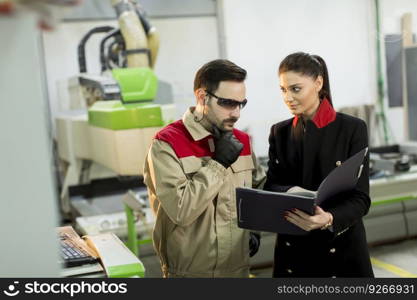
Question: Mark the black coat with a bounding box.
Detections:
[265,110,374,278]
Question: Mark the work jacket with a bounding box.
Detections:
[143,107,266,278]
[265,99,374,277]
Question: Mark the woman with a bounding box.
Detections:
[265,52,374,277]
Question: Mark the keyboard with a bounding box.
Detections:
[60,238,98,268]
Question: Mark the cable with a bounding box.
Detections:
[99,29,122,72]
[78,26,115,73]
[194,97,208,123]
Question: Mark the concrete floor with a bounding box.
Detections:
[139,238,417,278]
[369,238,417,277]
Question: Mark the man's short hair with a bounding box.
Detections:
[193,59,247,92]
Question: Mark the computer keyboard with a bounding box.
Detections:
[60,237,98,268]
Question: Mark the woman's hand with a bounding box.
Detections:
[284,206,333,231]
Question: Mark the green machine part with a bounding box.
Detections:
[88,67,163,130]
[107,261,146,278]
[88,100,163,130]
[112,67,158,103]
[124,204,152,257]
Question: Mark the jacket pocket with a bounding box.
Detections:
[180,156,203,176]
[230,155,255,187]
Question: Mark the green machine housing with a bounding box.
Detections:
[88,67,163,130]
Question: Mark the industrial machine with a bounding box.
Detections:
[55,0,175,240]
[365,142,417,245]
[72,0,160,107]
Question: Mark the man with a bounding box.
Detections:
[143,59,266,278]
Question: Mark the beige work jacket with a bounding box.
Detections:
[143,107,265,277]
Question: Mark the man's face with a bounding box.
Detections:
[204,81,246,131]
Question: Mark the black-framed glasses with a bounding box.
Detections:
[206,90,248,110]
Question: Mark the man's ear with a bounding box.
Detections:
[195,88,206,106]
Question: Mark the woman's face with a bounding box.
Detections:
[279,71,323,118]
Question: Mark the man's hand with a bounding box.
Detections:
[212,125,243,168]
[249,232,261,257]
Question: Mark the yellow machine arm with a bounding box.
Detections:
[111,0,159,68]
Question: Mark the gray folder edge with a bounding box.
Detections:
[236,147,368,235]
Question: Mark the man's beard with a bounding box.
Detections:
[207,116,238,132]
[220,117,238,131]
[203,109,238,132]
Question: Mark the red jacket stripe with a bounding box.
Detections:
[155,120,251,159]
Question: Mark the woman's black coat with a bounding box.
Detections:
[265,108,374,277]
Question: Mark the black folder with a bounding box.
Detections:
[236,147,368,235]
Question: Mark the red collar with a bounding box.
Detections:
[292,98,336,129]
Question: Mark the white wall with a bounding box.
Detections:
[42,16,219,131]
[380,0,417,33]
[220,0,377,156]
[152,17,220,115]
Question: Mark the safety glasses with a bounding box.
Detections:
[206,90,248,110]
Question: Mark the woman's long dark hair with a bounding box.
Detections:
[278,52,333,106]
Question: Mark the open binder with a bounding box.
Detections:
[236,147,368,235]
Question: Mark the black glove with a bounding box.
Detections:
[249,232,261,257]
[212,126,243,168]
